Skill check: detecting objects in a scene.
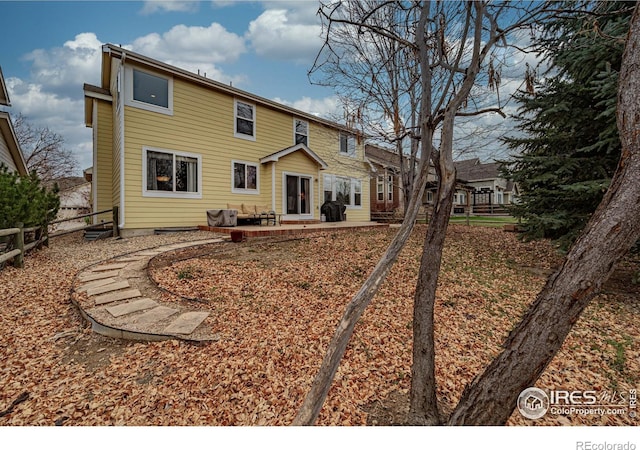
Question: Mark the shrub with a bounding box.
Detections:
[0,164,60,229]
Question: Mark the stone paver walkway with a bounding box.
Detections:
[71,238,224,342]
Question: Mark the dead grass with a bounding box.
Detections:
[0,226,637,426]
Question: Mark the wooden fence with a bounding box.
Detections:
[0,223,48,269]
[0,207,118,269]
[48,208,116,238]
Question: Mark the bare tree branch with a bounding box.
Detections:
[12,113,78,183]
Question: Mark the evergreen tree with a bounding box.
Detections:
[502,1,633,249]
[0,164,59,230]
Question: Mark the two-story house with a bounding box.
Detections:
[0,66,28,176]
[84,44,371,237]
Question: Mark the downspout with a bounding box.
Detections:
[118,54,126,229]
[92,99,98,224]
[317,167,321,220]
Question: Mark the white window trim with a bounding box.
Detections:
[142,146,202,199]
[234,99,256,141]
[323,174,363,209]
[377,175,384,201]
[353,178,362,207]
[282,171,314,219]
[294,118,309,146]
[339,133,357,158]
[231,160,260,195]
[124,66,173,116]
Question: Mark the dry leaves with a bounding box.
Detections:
[0,226,637,426]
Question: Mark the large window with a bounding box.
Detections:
[125,67,173,115]
[232,161,258,194]
[339,133,356,156]
[324,174,362,207]
[387,175,393,201]
[294,119,308,146]
[144,148,200,198]
[235,100,255,140]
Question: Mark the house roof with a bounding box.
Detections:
[454,158,500,182]
[95,44,357,135]
[47,176,90,192]
[0,111,28,176]
[365,144,403,171]
[83,83,113,127]
[0,66,10,107]
[260,143,328,169]
[454,158,520,193]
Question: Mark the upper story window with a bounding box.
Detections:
[125,67,173,115]
[339,133,356,156]
[143,147,201,198]
[235,100,255,140]
[134,70,169,107]
[294,119,308,146]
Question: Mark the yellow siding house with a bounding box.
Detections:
[84,45,371,236]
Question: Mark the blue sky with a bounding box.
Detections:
[0,0,340,174]
[0,0,536,177]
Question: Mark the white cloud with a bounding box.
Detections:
[131,22,246,65]
[260,1,320,24]
[272,95,341,120]
[128,22,247,85]
[140,1,199,15]
[12,33,105,173]
[23,33,103,97]
[8,21,250,176]
[6,77,93,172]
[247,9,322,63]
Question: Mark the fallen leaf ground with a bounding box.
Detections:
[0,225,637,426]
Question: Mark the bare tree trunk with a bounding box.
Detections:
[449,5,640,424]
[408,150,457,425]
[408,1,486,424]
[292,159,431,425]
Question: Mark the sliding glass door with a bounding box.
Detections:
[285,175,311,215]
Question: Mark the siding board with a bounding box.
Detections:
[0,133,18,172]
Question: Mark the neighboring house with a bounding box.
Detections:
[84,44,371,236]
[0,66,28,176]
[454,158,519,211]
[365,144,402,214]
[366,144,479,217]
[48,177,91,231]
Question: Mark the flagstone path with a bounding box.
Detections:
[70,238,224,342]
